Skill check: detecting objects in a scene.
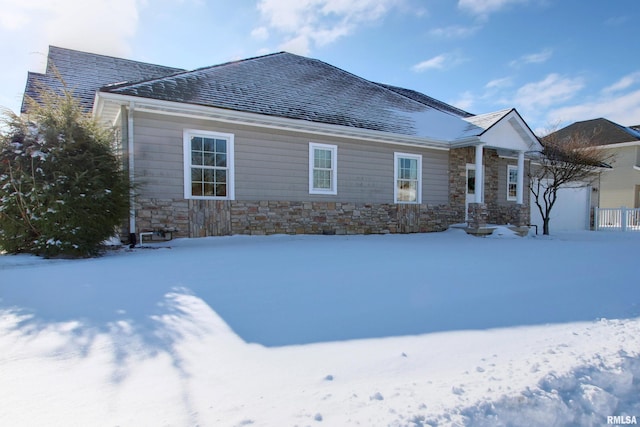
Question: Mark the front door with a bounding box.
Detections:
[465,164,476,221]
[465,164,485,220]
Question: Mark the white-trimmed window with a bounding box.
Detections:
[309,143,337,195]
[394,152,422,204]
[183,129,234,199]
[507,165,518,201]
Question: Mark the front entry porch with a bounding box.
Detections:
[450,145,532,236]
[449,108,541,236]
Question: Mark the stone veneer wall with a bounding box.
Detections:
[449,146,531,227]
[132,147,531,241]
[488,204,530,227]
[135,198,463,238]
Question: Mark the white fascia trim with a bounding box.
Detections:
[95,92,452,151]
[92,92,103,117]
[450,137,482,148]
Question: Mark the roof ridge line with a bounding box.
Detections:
[99,51,290,92]
[48,45,184,72]
[374,82,474,118]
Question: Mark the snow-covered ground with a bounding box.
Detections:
[1,228,639,426]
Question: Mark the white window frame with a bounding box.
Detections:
[507,165,518,201]
[394,152,422,204]
[309,142,338,195]
[183,129,235,200]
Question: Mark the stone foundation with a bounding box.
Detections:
[487,203,530,227]
[133,198,464,239]
[467,203,489,230]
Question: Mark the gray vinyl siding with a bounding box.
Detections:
[133,114,184,198]
[132,111,450,204]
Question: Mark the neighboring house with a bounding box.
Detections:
[22,46,542,241]
[549,118,640,209]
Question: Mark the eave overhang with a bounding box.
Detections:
[94,91,453,151]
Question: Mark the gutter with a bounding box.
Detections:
[449,137,482,148]
[96,92,453,151]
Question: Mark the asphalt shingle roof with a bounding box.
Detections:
[24,47,495,141]
[374,83,473,118]
[101,52,478,139]
[21,46,184,113]
[550,118,640,146]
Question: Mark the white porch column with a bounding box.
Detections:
[516,150,525,204]
[475,144,484,203]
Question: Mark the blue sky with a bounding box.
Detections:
[0,0,638,133]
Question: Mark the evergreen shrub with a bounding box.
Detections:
[0,90,129,257]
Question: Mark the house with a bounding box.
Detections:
[549,118,640,209]
[22,46,542,242]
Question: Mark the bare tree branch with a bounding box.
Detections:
[528,125,614,235]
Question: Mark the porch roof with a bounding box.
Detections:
[456,108,542,154]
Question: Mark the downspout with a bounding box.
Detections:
[128,102,136,246]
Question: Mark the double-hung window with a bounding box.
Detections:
[309,143,337,195]
[507,165,518,201]
[184,129,234,199]
[394,152,422,203]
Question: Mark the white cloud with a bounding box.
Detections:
[548,89,640,127]
[0,9,30,31]
[458,0,528,16]
[509,48,552,67]
[604,15,629,26]
[452,91,475,111]
[411,52,466,73]
[251,26,270,41]
[429,25,480,38]
[514,73,584,110]
[528,72,640,127]
[0,0,142,58]
[279,33,312,55]
[412,55,447,72]
[256,0,400,53]
[485,76,512,89]
[602,71,640,94]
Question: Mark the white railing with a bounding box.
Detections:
[594,207,640,231]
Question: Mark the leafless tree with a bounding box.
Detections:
[529,126,613,235]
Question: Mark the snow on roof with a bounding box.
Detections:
[24,47,536,145]
[22,46,184,113]
[101,52,481,141]
[374,83,474,118]
[464,109,513,131]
